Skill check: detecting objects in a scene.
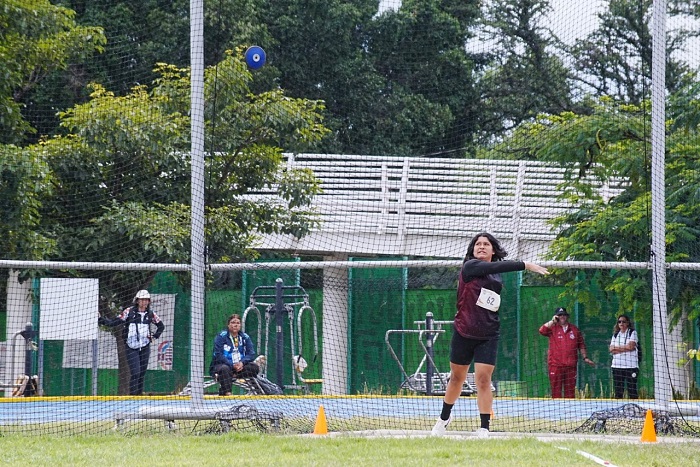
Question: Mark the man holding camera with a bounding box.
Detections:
[539,307,594,398]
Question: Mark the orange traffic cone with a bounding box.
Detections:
[641,409,657,442]
[313,404,328,435]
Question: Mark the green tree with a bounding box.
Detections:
[16,51,327,393]
[39,51,326,269]
[62,0,191,90]
[521,93,700,397]
[476,0,575,143]
[22,0,273,141]
[0,145,56,260]
[363,0,481,156]
[257,0,481,157]
[505,96,700,328]
[0,0,105,144]
[568,0,692,104]
[48,1,482,157]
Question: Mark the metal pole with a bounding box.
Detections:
[92,339,99,396]
[189,0,206,406]
[32,279,40,395]
[20,323,36,396]
[425,312,434,396]
[516,271,522,381]
[22,323,33,377]
[651,0,670,405]
[275,278,284,388]
[38,340,44,396]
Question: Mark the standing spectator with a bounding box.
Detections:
[98,290,165,395]
[430,232,549,438]
[209,314,260,396]
[609,314,639,399]
[539,307,594,398]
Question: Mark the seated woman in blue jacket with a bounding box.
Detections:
[209,313,259,396]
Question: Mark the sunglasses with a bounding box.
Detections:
[617,320,628,324]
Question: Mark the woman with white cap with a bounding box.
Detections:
[99,290,165,395]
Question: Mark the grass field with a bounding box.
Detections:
[2,432,699,466]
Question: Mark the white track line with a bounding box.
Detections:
[555,446,617,467]
[575,449,618,467]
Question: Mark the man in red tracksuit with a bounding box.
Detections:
[539,307,594,398]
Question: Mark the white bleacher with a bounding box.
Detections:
[252,154,624,259]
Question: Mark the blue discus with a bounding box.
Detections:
[245,46,266,70]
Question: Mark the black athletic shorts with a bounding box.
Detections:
[450,331,498,366]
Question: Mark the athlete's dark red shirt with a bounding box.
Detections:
[454,259,525,339]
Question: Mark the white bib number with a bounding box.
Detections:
[476,287,501,312]
[231,348,241,364]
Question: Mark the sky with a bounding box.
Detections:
[547,0,605,43]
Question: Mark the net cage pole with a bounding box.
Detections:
[274,279,285,388]
[425,312,435,396]
[651,0,670,405]
[189,0,206,406]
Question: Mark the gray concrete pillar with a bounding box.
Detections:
[322,255,349,395]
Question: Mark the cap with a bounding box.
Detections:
[134,290,151,301]
[292,355,308,373]
[555,307,569,316]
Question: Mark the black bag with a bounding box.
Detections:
[255,376,283,395]
[636,340,642,364]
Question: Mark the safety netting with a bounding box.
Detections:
[1,0,700,437]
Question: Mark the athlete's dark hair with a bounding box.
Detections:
[464,232,507,262]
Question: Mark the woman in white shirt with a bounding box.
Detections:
[609,314,638,399]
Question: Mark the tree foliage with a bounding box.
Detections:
[7,51,327,300]
[501,94,700,325]
[568,0,692,104]
[476,0,575,142]
[365,0,481,156]
[256,0,481,157]
[9,0,699,158]
[0,0,106,144]
[0,145,56,260]
[3,1,700,316]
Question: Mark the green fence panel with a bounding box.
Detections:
[404,289,455,387]
[493,272,521,384]
[148,272,190,395]
[31,269,669,398]
[0,309,6,339]
[349,262,405,394]
[519,285,567,397]
[297,289,324,387]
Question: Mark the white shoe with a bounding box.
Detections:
[475,427,490,438]
[431,415,452,436]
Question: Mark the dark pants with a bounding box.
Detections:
[125,345,151,395]
[612,367,639,399]
[549,365,577,398]
[212,362,260,395]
